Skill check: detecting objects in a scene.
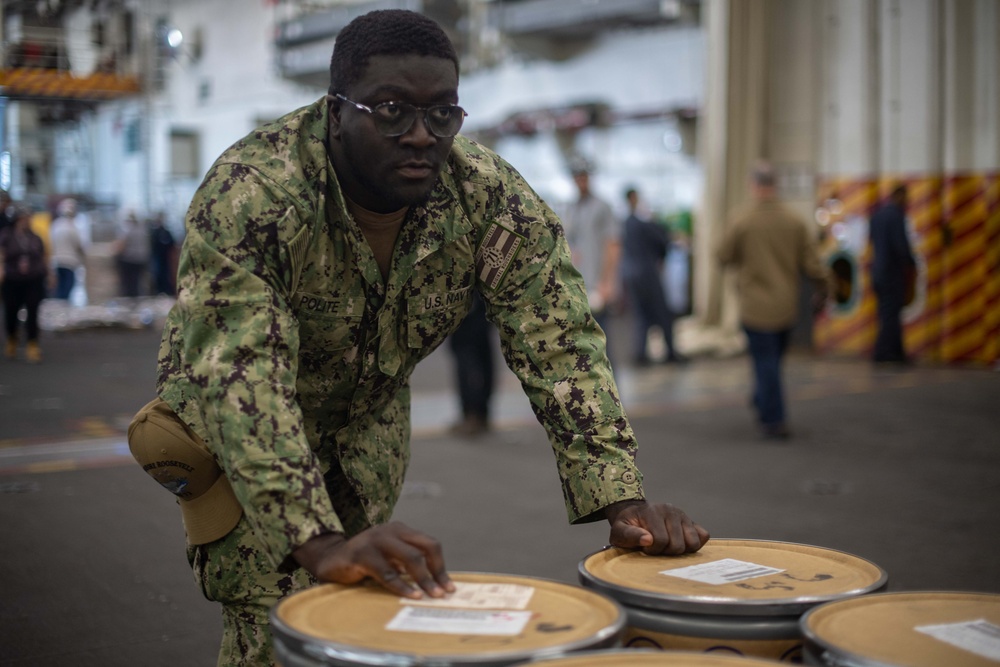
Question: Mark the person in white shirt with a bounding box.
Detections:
[48,198,86,300]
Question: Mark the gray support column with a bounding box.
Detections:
[943,0,1000,173]
[694,0,770,334]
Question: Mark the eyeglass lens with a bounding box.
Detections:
[372,102,465,138]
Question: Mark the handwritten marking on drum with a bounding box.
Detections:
[536,623,575,633]
[916,619,1000,661]
[660,558,785,585]
[386,606,532,636]
[399,582,535,610]
[735,572,832,592]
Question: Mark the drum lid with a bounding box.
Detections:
[579,539,887,616]
[519,649,786,666]
[801,591,1000,667]
[271,572,625,666]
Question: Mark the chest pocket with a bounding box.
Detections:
[406,286,472,352]
[295,293,366,356]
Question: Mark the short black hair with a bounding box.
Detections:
[328,9,459,96]
[751,160,776,188]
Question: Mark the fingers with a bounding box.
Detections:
[608,502,709,556]
[315,522,453,599]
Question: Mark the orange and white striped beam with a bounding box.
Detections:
[0,68,141,100]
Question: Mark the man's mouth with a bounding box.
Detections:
[396,161,436,180]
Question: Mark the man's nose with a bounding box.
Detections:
[400,110,437,146]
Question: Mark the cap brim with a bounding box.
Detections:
[178,473,243,545]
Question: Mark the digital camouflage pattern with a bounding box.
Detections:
[187,514,315,665]
[157,96,644,659]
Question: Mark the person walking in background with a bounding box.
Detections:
[113,211,150,297]
[447,291,495,437]
[1,204,48,363]
[48,198,86,300]
[717,162,830,439]
[562,159,621,366]
[869,184,916,365]
[149,211,177,296]
[621,187,686,366]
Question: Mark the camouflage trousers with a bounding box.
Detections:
[187,515,316,666]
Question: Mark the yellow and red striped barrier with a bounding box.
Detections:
[814,172,999,366]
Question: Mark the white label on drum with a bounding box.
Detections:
[386,606,532,636]
[659,558,785,585]
[399,582,535,610]
[916,619,1000,661]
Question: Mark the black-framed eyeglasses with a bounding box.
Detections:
[335,94,467,138]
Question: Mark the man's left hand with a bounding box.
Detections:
[605,500,709,555]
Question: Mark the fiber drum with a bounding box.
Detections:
[513,649,783,665]
[578,539,888,663]
[800,591,1000,666]
[270,572,626,667]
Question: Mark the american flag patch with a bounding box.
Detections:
[476,221,525,290]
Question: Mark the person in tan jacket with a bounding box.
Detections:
[717,162,830,438]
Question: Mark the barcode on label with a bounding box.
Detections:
[386,606,533,636]
[916,619,1000,661]
[400,582,535,609]
[719,566,777,581]
[660,558,785,585]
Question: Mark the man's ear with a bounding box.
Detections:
[326,94,342,139]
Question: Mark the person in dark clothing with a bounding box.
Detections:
[620,187,685,365]
[149,212,177,296]
[447,291,495,437]
[1,204,48,363]
[0,191,13,235]
[869,185,916,364]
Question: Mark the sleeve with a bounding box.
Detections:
[892,214,916,268]
[477,165,644,524]
[716,220,740,266]
[162,163,342,569]
[602,201,623,244]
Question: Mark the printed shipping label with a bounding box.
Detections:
[660,558,785,585]
[916,619,1000,661]
[386,606,532,636]
[400,582,535,610]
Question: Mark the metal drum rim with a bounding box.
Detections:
[269,571,628,667]
[626,604,801,640]
[798,589,1000,667]
[577,539,889,617]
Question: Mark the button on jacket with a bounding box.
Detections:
[157,97,643,568]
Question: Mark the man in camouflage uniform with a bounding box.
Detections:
[138,9,708,665]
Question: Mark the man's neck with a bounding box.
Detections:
[345,197,408,283]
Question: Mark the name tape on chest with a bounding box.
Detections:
[476,221,525,291]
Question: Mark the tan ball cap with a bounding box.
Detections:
[127,398,243,545]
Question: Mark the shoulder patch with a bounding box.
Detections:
[476,220,526,291]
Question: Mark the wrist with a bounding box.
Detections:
[292,531,346,574]
[604,498,646,523]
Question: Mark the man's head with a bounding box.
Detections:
[750,160,776,198]
[58,198,77,217]
[624,187,639,211]
[569,158,594,198]
[328,10,458,98]
[326,10,462,213]
[11,203,32,229]
[889,184,908,208]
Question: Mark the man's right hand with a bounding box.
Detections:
[292,522,455,600]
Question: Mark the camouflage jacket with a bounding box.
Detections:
[157,97,643,569]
